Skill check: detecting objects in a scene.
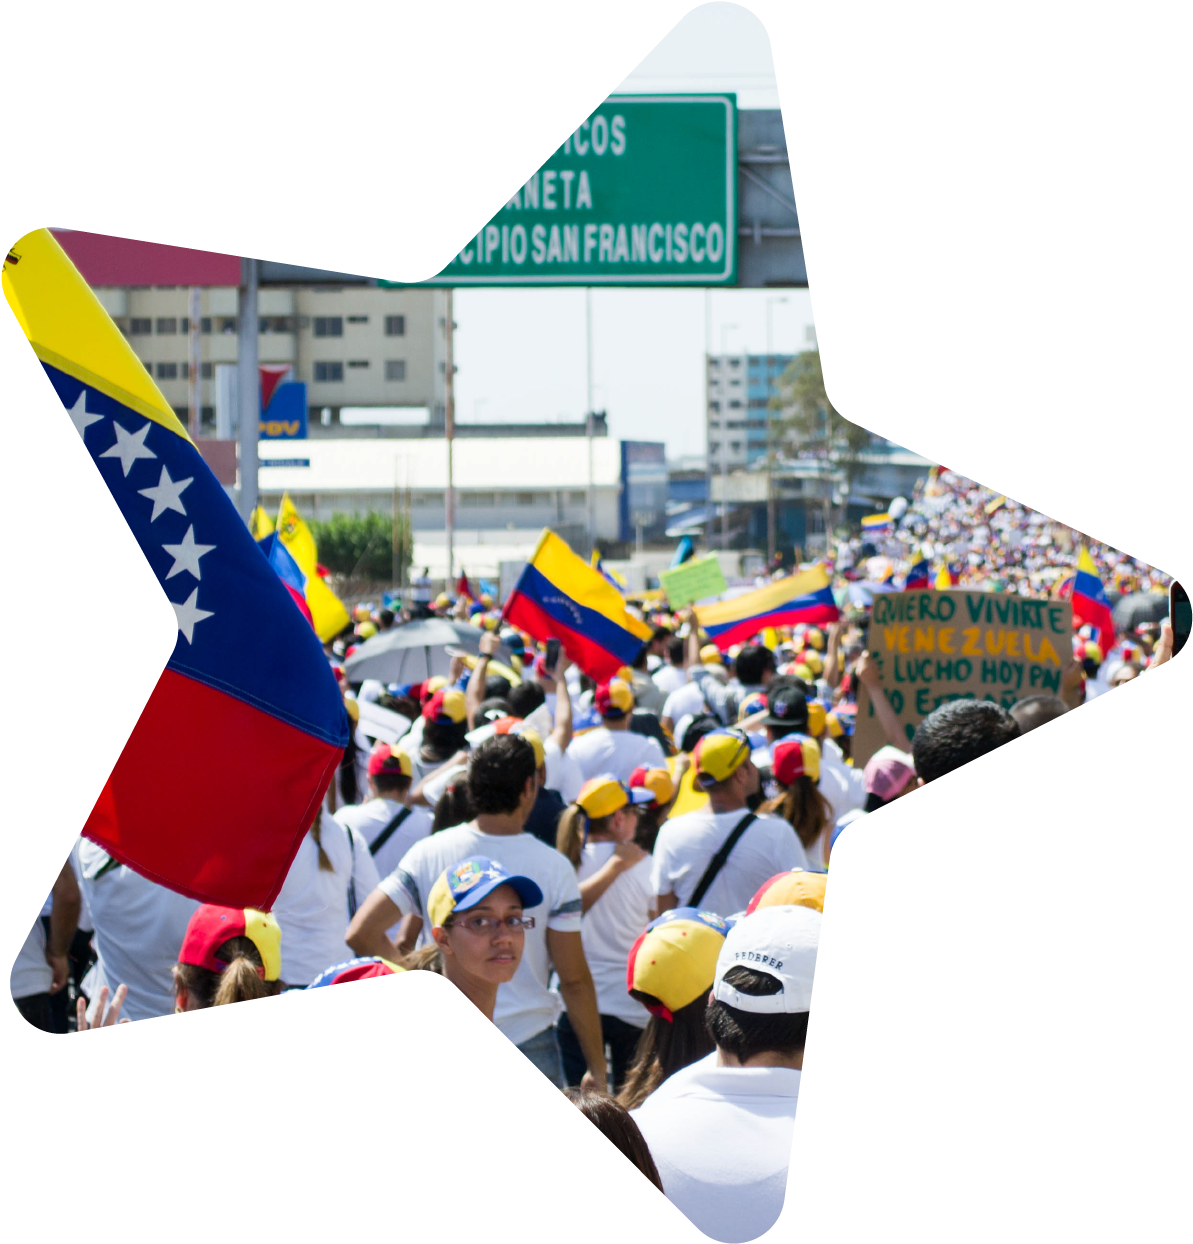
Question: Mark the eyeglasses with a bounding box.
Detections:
[447,914,535,934]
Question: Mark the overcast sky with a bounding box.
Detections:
[450,4,818,459]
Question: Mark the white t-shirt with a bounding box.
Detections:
[651,807,809,919]
[566,727,668,784]
[10,917,52,999]
[663,680,709,725]
[653,664,687,696]
[272,813,381,987]
[817,737,867,823]
[74,838,201,1023]
[576,843,652,1027]
[335,798,432,881]
[379,824,583,1046]
[544,738,584,804]
[631,1052,802,1244]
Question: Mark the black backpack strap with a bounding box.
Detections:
[688,812,757,910]
[368,806,414,858]
[346,825,359,920]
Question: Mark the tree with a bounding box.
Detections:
[308,511,413,581]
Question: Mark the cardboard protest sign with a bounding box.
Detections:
[853,590,1073,766]
[660,555,728,608]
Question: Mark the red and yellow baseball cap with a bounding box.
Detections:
[423,687,467,725]
[626,907,732,1020]
[494,718,546,768]
[422,676,448,702]
[576,774,653,820]
[746,869,828,915]
[772,735,821,785]
[306,956,405,988]
[178,905,282,982]
[628,765,677,808]
[595,677,635,718]
[691,728,752,789]
[368,741,413,778]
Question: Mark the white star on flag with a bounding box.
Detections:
[161,525,216,580]
[99,420,157,476]
[172,588,214,643]
[67,390,104,440]
[139,465,193,521]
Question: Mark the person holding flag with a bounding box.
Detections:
[4,228,347,911]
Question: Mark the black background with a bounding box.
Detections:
[6,2,1184,1224]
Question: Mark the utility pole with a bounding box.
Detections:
[445,289,455,589]
[585,287,595,556]
[703,289,712,555]
[719,322,737,550]
[187,286,201,441]
[765,296,788,566]
[237,257,259,522]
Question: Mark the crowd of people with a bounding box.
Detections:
[11,465,1178,1242]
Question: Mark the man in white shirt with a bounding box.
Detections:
[335,741,432,879]
[346,733,608,1092]
[652,635,688,697]
[632,905,820,1244]
[651,728,809,920]
[568,678,668,783]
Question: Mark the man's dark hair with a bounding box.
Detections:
[734,644,776,686]
[423,716,468,756]
[373,772,411,798]
[468,734,537,816]
[705,967,809,1061]
[911,699,1020,784]
[652,624,672,646]
[1010,694,1067,734]
[476,696,512,723]
[632,643,650,670]
[378,608,395,629]
[667,637,686,666]
[679,712,721,754]
[485,675,512,702]
[508,680,546,719]
[629,710,670,755]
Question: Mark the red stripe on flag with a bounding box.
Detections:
[709,602,841,651]
[84,668,341,909]
[505,590,625,681]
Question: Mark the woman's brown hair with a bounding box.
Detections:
[557,806,615,870]
[309,812,334,871]
[173,935,282,1009]
[761,777,833,850]
[617,992,715,1110]
[565,1089,664,1190]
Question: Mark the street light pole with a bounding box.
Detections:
[445,288,455,589]
[586,287,595,557]
[703,289,712,554]
[237,257,259,523]
[719,322,737,550]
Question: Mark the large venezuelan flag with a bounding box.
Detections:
[695,565,840,650]
[1070,547,1116,650]
[3,229,347,910]
[504,530,652,680]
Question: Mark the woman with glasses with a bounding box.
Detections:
[425,857,542,1022]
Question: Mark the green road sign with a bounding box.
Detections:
[388,95,737,287]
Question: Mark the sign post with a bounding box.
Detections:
[854,590,1074,765]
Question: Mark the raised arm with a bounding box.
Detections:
[465,631,501,728]
[824,621,844,688]
[856,651,908,750]
[550,652,573,752]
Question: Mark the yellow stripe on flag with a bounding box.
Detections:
[3,230,190,440]
[276,493,350,642]
[532,531,652,640]
[695,564,831,630]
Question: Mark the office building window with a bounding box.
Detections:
[260,316,295,333]
[728,399,743,409]
[709,441,721,455]
[201,362,213,379]
[180,362,188,378]
[385,360,406,381]
[156,362,178,380]
[414,492,444,507]
[313,316,343,337]
[314,361,343,382]
[462,491,496,507]
[347,359,369,369]
[155,317,177,334]
[200,317,212,333]
[218,317,238,334]
[129,318,151,335]
[567,491,586,505]
[346,315,368,324]
[385,315,406,336]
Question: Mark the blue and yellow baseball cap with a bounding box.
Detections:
[306,956,405,988]
[692,727,752,789]
[426,857,544,929]
[626,907,733,1020]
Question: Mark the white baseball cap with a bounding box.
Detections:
[712,904,821,1014]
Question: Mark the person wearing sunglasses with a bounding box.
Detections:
[425,856,542,1023]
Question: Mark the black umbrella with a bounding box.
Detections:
[1112,592,1169,633]
[343,618,519,686]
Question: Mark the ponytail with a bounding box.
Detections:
[310,813,333,871]
[211,955,269,1006]
[556,805,586,869]
[761,777,833,849]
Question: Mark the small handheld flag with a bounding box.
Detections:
[249,506,275,540]
[861,513,893,535]
[276,493,350,642]
[1070,548,1116,651]
[903,554,930,591]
